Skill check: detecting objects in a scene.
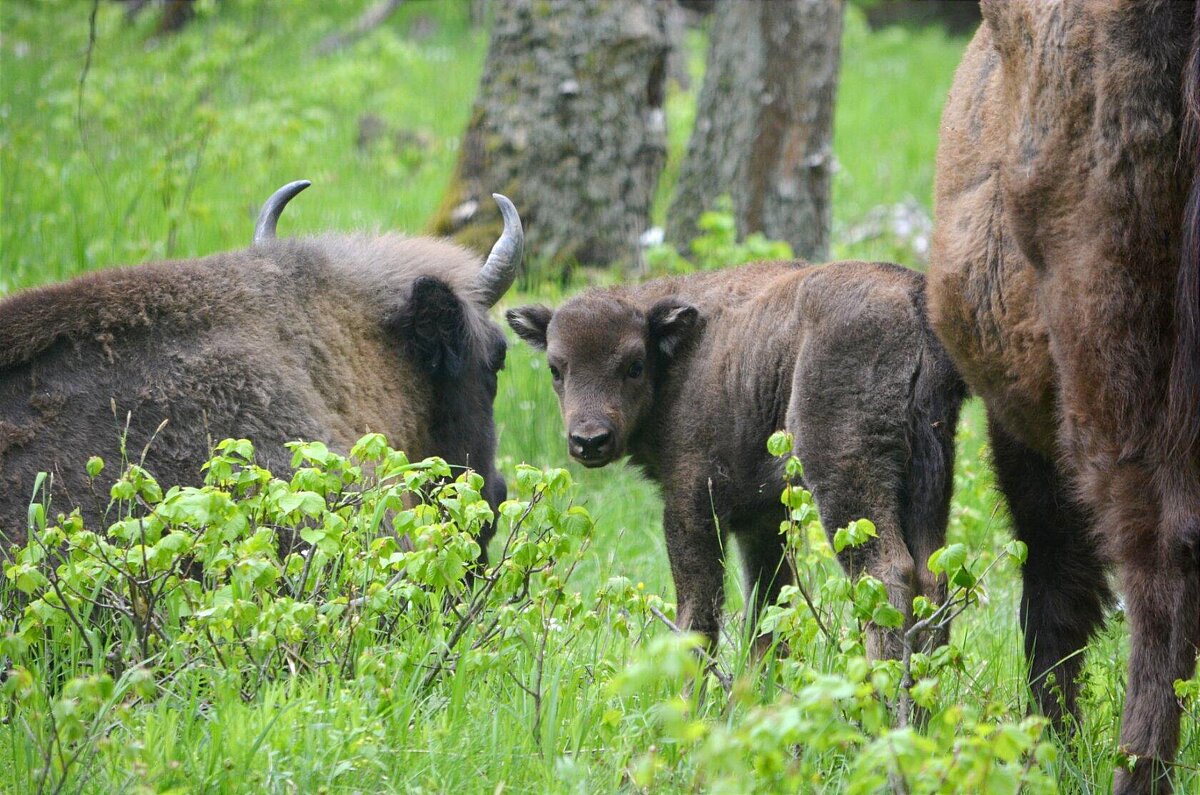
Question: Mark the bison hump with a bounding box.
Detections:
[0,257,252,372]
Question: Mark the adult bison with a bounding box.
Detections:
[928,2,1199,792]
[0,183,523,557]
[508,260,965,660]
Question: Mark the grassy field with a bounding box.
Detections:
[1,2,1197,793]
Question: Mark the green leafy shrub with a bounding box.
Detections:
[1,431,1059,794]
[4,424,1193,792]
[601,433,1055,794]
[2,435,599,792]
[645,196,795,275]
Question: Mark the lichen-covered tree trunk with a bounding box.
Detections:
[667,0,843,261]
[433,0,669,272]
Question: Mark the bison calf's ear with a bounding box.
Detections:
[394,276,470,378]
[648,299,699,357]
[506,305,553,350]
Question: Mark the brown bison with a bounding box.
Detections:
[928,2,1199,792]
[0,183,523,556]
[508,260,966,660]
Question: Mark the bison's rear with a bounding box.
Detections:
[899,283,967,646]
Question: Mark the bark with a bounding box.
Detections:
[469,0,490,28]
[667,0,843,262]
[317,0,405,55]
[433,0,670,272]
[154,0,195,36]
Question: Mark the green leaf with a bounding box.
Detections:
[871,603,905,629]
[351,432,389,462]
[927,543,966,575]
[1003,539,1028,565]
[767,431,793,458]
[6,563,49,595]
[277,490,326,517]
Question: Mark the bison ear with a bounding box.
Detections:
[506,305,552,350]
[396,276,470,378]
[648,299,699,358]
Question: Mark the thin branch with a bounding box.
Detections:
[647,604,732,696]
[76,0,100,137]
[317,0,405,55]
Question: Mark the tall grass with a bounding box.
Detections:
[1,2,1196,793]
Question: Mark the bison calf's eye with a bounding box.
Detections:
[626,360,644,379]
[549,364,562,382]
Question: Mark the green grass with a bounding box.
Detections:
[0,0,486,292]
[1,2,1197,793]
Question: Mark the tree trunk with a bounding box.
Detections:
[667,0,843,262]
[433,0,670,272]
[155,0,196,36]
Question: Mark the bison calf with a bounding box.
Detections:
[0,184,522,555]
[508,260,966,659]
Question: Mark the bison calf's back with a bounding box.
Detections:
[508,259,966,659]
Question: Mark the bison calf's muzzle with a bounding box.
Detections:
[568,425,615,465]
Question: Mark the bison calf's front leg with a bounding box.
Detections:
[662,502,726,650]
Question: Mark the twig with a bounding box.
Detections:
[76,0,100,138]
[792,572,835,645]
[647,604,732,695]
[122,0,152,24]
[317,0,405,55]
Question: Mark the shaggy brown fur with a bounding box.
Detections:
[0,235,510,551]
[509,260,965,660]
[928,2,1200,792]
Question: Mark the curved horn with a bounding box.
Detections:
[477,193,524,307]
[253,180,311,244]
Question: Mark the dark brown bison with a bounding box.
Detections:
[508,260,965,659]
[928,2,1199,792]
[0,183,523,558]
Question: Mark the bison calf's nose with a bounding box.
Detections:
[569,429,613,464]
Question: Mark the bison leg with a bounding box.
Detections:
[793,438,915,660]
[789,335,922,662]
[988,418,1111,727]
[821,497,915,662]
[662,492,727,649]
[735,512,793,656]
[905,521,950,652]
[791,457,917,661]
[1110,509,1200,795]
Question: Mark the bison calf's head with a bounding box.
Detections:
[508,295,698,467]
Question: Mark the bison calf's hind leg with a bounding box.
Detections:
[989,419,1111,728]
[792,408,917,660]
[824,498,917,662]
[796,434,916,660]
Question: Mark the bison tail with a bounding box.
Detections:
[902,294,968,572]
[1169,6,1200,463]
